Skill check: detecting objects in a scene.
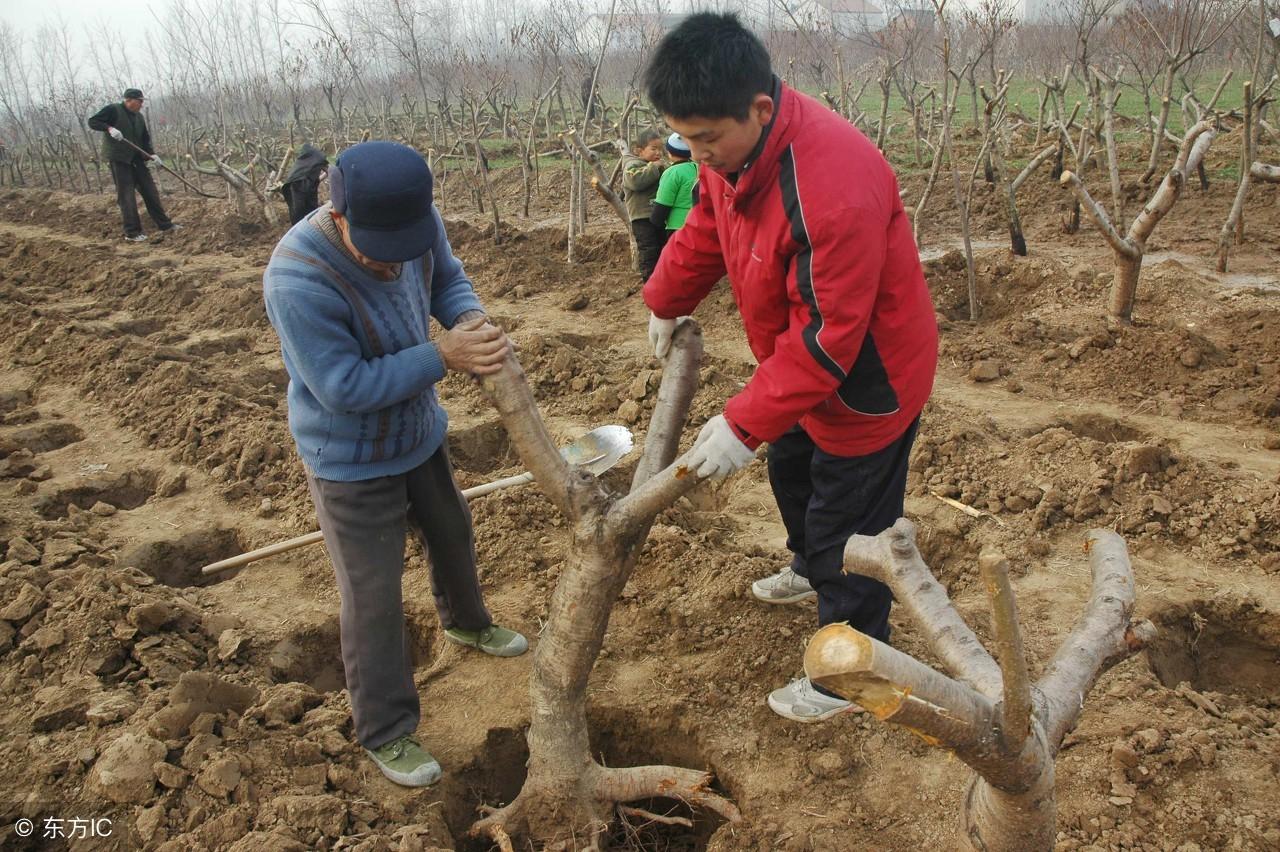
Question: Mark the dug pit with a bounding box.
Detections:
[36,469,157,518]
[1145,601,1280,705]
[264,610,436,693]
[5,420,85,453]
[117,527,244,587]
[448,420,515,474]
[440,710,733,852]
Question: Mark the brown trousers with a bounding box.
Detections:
[305,445,491,748]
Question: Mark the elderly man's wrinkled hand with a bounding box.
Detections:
[685,415,756,479]
[439,317,511,376]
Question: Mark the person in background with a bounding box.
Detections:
[642,14,938,723]
[263,141,529,788]
[649,133,698,238]
[620,129,667,281]
[278,143,329,225]
[88,88,178,242]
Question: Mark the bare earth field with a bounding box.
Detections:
[0,157,1277,851]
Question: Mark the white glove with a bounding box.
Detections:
[685,415,757,479]
[150,156,164,167]
[648,313,689,360]
[107,127,123,141]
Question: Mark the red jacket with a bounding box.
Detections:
[644,82,937,457]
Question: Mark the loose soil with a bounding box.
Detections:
[0,158,1277,852]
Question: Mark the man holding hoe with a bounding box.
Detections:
[88,88,178,242]
[643,14,938,722]
[263,141,528,788]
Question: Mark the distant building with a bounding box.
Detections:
[576,12,685,53]
[886,5,934,31]
[812,0,887,34]
[1024,0,1133,25]
[1023,0,1054,24]
[771,0,887,34]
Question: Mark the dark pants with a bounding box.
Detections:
[305,445,492,749]
[109,159,172,237]
[282,179,320,225]
[766,418,919,644]
[631,219,667,281]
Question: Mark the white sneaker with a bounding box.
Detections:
[767,677,860,722]
[751,567,816,604]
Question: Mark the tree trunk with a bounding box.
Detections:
[1108,249,1143,323]
[961,761,1056,852]
[468,326,741,849]
[1217,82,1255,272]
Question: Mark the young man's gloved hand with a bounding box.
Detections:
[686,414,756,479]
[648,313,689,359]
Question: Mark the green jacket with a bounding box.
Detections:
[620,153,664,221]
[653,161,698,230]
[87,103,154,164]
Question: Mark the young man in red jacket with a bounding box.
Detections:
[643,13,938,722]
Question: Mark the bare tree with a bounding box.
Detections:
[1215,76,1275,270]
[806,522,1154,851]
[468,323,741,850]
[1137,0,1243,183]
[1060,119,1217,323]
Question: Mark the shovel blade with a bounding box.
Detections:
[561,425,633,475]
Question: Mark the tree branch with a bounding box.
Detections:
[479,354,576,519]
[979,551,1031,753]
[629,323,702,490]
[1058,170,1139,258]
[1011,144,1058,193]
[1251,161,1280,181]
[842,519,1004,699]
[1036,530,1156,754]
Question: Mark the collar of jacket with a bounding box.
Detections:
[703,76,796,207]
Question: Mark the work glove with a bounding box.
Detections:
[648,312,689,360]
[107,127,123,141]
[685,415,757,479]
[150,156,164,167]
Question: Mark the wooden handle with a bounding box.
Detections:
[200,470,538,576]
[201,531,324,575]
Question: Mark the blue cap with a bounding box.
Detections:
[330,141,436,263]
[666,133,690,156]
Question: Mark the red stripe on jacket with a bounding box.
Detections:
[643,83,938,457]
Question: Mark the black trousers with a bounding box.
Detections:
[305,445,492,749]
[631,219,667,281]
[109,159,172,237]
[282,179,320,225]
[766,418,919,644]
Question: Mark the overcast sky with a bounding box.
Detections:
[3,0,158,34]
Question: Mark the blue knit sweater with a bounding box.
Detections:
[263,205,483,481]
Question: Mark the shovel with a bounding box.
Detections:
[199,425,633,577]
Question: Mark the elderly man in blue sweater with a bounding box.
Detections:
[263,141,527,788]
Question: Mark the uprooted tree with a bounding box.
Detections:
[805,520,1155,852]
[469,322,740,850]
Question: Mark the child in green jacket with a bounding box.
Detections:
[649,134,698,234]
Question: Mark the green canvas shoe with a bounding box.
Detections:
[365,735,441,787]
[443,624,529,657]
